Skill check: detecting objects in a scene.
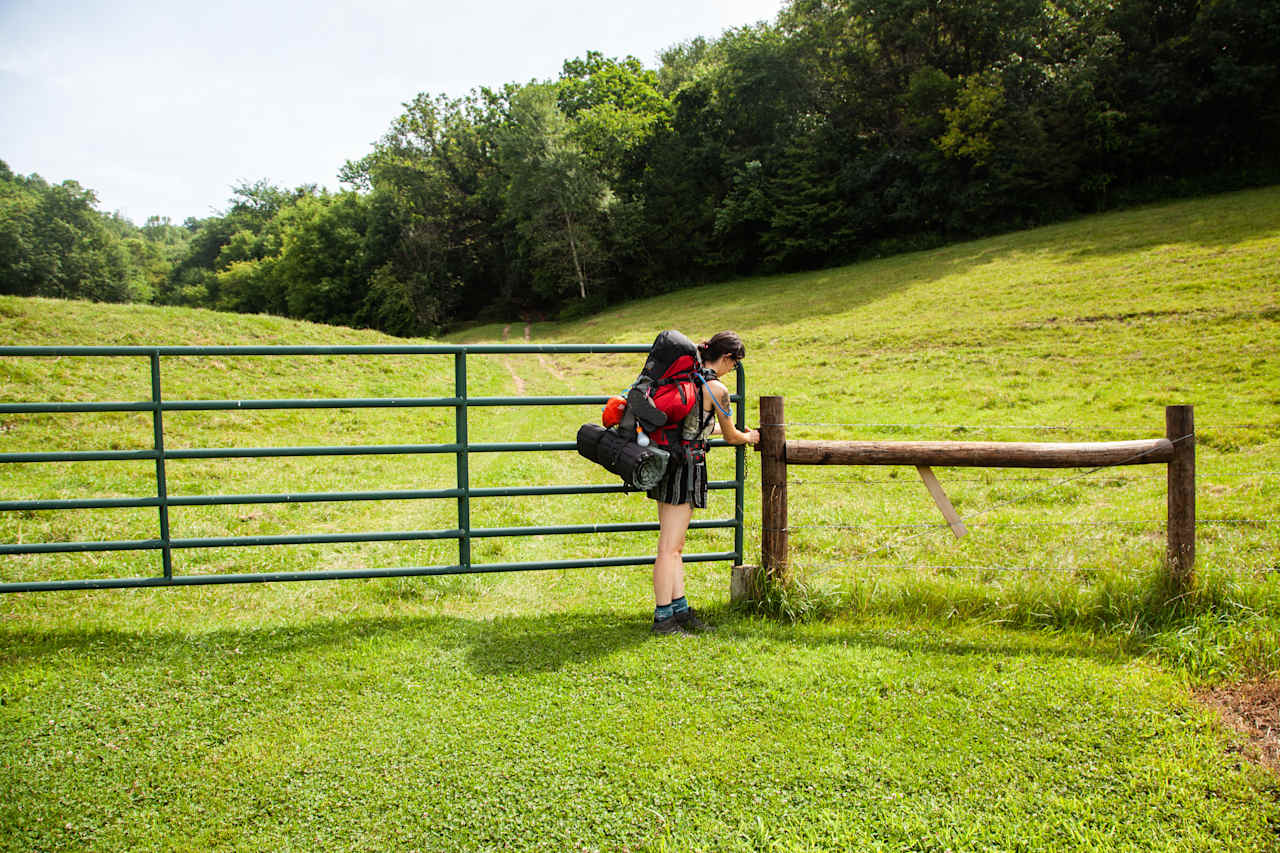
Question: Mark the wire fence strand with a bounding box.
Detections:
[754,422,1276,580]
[788,470,1279,485]
[788,520,1169,531]
[773,422,1279,433]
[788,474,1164,486]
[785,518,1278,532]
[796,561,1117,573]
[791,561,1280,575]
[774,433,1204,573]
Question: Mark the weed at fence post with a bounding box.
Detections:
[731,563,842,622]
[1166,404,1195,594]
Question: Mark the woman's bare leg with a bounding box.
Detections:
[653,501,693,605]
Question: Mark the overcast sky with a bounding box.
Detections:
[1,0,784,224]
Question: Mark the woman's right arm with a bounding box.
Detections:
[711,382,758,446]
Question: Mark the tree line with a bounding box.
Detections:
[3,0,1277,334]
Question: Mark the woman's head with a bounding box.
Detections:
[699,331,745,373]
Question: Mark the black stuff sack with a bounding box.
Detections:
[576,424,670,490]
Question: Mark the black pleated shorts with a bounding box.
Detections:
[646,449,708,509]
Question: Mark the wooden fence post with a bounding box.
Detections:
[1166,404,1195,592]
[760,395,789,585]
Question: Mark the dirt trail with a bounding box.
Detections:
[531,323,566,380]
[500,325,525,395]
[500,323,565,395]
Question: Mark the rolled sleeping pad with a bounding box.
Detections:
[576,424,670,490]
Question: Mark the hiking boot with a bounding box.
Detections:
[651,614,690,636]
[674,608,713,633]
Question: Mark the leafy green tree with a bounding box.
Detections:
[162,181,313,307]
[500,84,615,303]
[128,216,191,301]
[639,24,814,278]
[557,52,672,191]
[272,192,370,325]
[10,0,1273,329]
[344,89,514,329]
[0,163,136,302]
[213,258,281,315]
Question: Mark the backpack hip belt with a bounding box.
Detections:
[682,438,710,465]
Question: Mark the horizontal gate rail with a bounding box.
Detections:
[0,519,739,555]
[5,552,743,593]
[0,344,655,356]
[0,480,741,512]
[0,396,641,414]
[0,344,747,593]
[1,436,741,463]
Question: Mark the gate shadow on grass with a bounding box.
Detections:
[0,609,653,676]
[450,612,651,675]
[0,605,1134,684]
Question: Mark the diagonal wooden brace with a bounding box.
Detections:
[916,465,968,539]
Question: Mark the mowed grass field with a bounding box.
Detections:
[2,186,1279,850]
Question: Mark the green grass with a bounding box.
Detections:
[3,186,1280,850]
[6,613,1278,851]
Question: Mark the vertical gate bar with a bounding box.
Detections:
[1166,404,1195,592]
[455,351,471,570]
[733,361,746,566]
[150,352,173,580]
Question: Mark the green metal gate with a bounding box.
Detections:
[0,345,746,592]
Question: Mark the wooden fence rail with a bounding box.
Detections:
[754,397,1195,593]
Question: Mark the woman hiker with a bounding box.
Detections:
[649,331,760,635]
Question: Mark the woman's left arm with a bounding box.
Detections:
[710,381,759,446]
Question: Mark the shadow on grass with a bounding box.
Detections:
[438,610,653,675]
[5,577,1201,678]
[0,608,654,676]
[715,610,1133,666]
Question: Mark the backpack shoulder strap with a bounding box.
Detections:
[681,371,715,443]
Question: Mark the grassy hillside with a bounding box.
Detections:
[458,185,1280,654]
[2,187,1279,851]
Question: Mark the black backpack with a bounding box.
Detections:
[619,330,714,445]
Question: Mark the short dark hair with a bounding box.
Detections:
[699,331,745,363]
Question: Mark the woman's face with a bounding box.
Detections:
[708,353,740,378]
